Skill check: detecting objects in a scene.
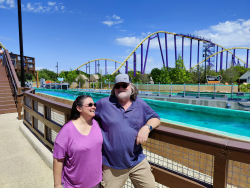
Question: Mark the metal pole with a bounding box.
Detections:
[134,52,136,77]
[226,51,228,70]
[220,48,223,70]
[109,81,110,92]
[17,0,25,87]
[204,45,207,84]
[190,39,192,70]
[183,83,185,97]
[143,38,150,74]
[105,60,107,75]
[93,82,95,90]
[79,82,80,90]
[170,82,172,97]
[247,49,249,68]
[182,37,184,61]
[141,44,143,74]
[95,61,97,74]
[157,33,165,67]
[216,45,218,72]
[165,33,168,68]
[197,40,200,83]
[233,49,236,66]
[126,61,128,74]
[198,83,200,98]
[231,83,233,99]
[101,82,102,92]
[214,84,216,99]
[174,35,177,62]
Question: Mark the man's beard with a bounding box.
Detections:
[116,89,132,101]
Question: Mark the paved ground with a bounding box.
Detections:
[0,113,53,188]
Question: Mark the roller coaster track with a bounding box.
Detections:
[189,47,250,71]
[111,31,247,75]
[0,42,6,50]
[74,58,133,71]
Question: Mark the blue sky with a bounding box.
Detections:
[1,0,250,74]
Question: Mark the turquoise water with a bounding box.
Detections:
[36,89,250,141]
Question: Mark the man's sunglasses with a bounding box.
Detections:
[114,83,129,89]
[83,103,97,107]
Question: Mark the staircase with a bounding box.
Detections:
[0,66,17,114]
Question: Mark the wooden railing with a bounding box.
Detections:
[9,52,35,73]
[20,87,250,188]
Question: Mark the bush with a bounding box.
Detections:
[76,77,85,88]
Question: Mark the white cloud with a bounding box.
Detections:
[36,67,44,70]
[48,1,56,6]
[194,19,250,47]
[0,0,14,9]
[102,14,123,27]
[112,14,120,19]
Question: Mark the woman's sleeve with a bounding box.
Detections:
[53,126,70,159]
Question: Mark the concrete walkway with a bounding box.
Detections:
[0,113,53,188]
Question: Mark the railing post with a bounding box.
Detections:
[158,82,160,96]
[93,82,95,90]
[170,82,172,97]
[198,83,200,98]
[183,83,185,97]
[213,156,228,188]
[214,83,216,99]
[231,83,233,99]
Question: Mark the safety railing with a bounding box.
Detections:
[9,52,35,72]
[21,87,250,188]
[2,49,20,103]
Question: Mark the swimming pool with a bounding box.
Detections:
[36,89,250,141]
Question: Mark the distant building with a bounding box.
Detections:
[239,71,250,84]
[75,74,88,82]
[90,74,100,82]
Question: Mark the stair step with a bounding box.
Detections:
[0,77,9,81]
[0,89,12,93]
[0,83,11,87]
[0,93,13,97]
[0,108,17,115]
[0,104,16,110]
[0,100,15,105]
[0,96,15,101]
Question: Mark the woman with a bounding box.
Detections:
[53,95,103,188]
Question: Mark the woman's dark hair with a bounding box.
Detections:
[69,95,92,121]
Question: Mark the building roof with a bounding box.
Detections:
[91,74,100,80]
[75,74,88,81]
[239,71,250,79]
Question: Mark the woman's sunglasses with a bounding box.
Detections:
[114,83,128,89]
[83,103,97,107]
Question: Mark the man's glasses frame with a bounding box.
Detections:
[114,83,129,89]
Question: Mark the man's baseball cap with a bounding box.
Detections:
[115,74,131,84]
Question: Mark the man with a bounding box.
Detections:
[0,46,3,66]
[95,74,161,188]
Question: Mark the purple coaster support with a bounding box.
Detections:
[231,54,234,67]
[105,60,107,75]
[220,48,223,70]
[165,33,168,68]
[141,43,143,74]
[190,39,192,70]
[86,64,87,73]
[95,61,97,74]
[233,49,236,65]
[157,33,165,67]
[216,45,218,72]
[134,52,136,77]
[208,58,210,66]
[143,38,150,74]
[238,59,240,66]
[182,37,184,61]
[247,49,249,68]
[226,51,228,70]
[126,61,128,73]
[197,40,200,69]
[174,35,177,62]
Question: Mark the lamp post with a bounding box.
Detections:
[55,62,58,76]
[17,0,25,87]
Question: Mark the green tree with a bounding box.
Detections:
[170,54,191,84]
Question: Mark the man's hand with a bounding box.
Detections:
[136,125,150,145]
